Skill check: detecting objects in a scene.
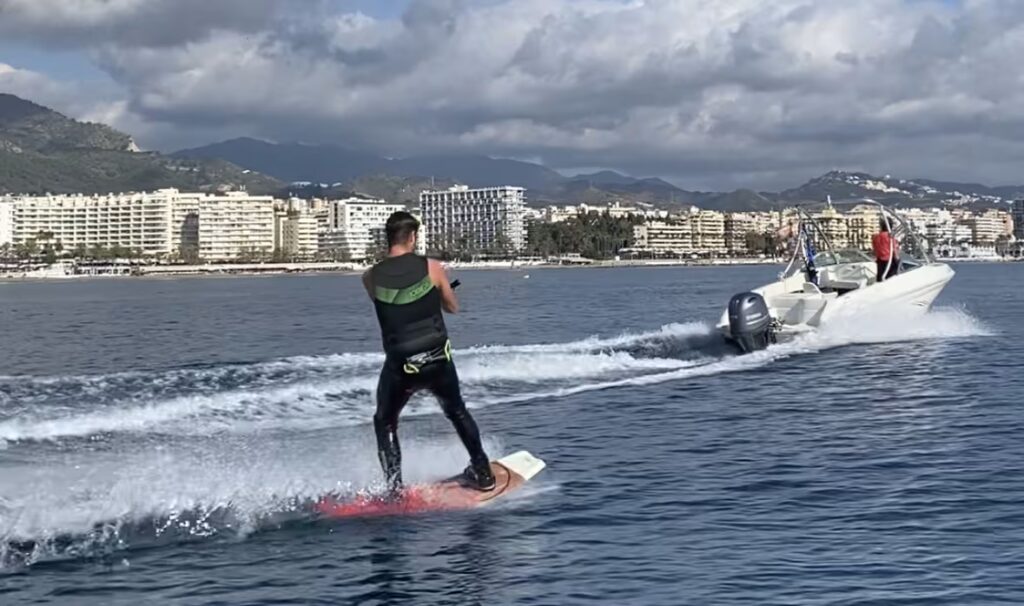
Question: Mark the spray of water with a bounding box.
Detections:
[0,308,990,568]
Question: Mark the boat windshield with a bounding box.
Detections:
[812,249,872,267]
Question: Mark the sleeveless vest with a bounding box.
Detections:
[370,253,449,359]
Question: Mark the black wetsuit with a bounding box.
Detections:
[369,253,489,491]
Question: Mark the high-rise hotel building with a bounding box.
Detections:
[197,193,276,260]
[419,185,526,255]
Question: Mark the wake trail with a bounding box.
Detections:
[0,323,713,443]
[0,307,992,568]
[0,310,989,445]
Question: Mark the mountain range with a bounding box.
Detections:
[1,93,1022,210]
[0,94,280,196]
[177,137,1024,210]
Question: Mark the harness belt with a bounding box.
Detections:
[402,339,453,374]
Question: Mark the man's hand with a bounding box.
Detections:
[428,259,459,313]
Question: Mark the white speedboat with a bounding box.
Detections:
[717,200,955,353]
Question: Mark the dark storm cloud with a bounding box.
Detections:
[0,0,284,48]
[4,0,1024,189]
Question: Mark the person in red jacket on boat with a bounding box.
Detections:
[872,218,900,282]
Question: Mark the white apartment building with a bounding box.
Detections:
[274,210,319,259]
[544,205,580,224]
[843,206,879,250]
[2,189,277,260]
[724,213,757,254]
[632,219,693,255]
[583,201,643,219]
[969,209,1005,245]
[318,198,407,261]
[897,208,933,237]
[170,192,203,259]
[920,209,962,244]
[952,223,974,244]
[420,185,526,255]
[8,190,180,256]
[811,206,849,249]
[198,193,276,260]
[689,209,726,254]
[273,198,319,259]
[287,214,319,259]
[0,199,13,247]
[542,201,666,224]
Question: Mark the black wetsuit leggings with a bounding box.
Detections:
[373,359,489,490]
[876,258,900,282]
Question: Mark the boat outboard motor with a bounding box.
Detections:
[727,292,775,354]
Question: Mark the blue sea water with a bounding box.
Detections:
[0,263,1020,605]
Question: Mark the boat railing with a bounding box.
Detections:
[779,198,935,281]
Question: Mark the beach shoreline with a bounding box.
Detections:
[1,255,1018,282]
[0,258,784,281]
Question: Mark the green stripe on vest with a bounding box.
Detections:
[375,275,434,305]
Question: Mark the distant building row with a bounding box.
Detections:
[0,185,526,262]
[2,187,1020,261]
[0,190,420,262]
[624,204,1018,257]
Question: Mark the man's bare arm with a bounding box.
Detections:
[428,259,459,313]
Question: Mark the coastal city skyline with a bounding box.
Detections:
[2,184,1021,273]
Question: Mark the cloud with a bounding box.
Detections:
[0,62,111,118]
[0,0,282,47]
[4,0,1024,189]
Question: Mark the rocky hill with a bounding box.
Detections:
[778,170,1022,210]
[0,94,282,195]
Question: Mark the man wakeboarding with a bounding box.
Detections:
[362,211,496,495]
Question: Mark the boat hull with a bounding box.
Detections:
[718,262,955,346]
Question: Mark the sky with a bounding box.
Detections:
[1,0,1022,191]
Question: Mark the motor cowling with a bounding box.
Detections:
[727,292,775,354]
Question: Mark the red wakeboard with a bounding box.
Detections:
[314,450,545,519]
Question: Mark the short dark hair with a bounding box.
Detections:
[878,218,890,232]
[385,211,420,247]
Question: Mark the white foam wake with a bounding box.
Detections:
[0,308,993,565]
[0,434,505,556]
[0,311,988,446]
[0,325,709,444]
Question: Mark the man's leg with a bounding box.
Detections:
[887,258,900,279]
[876,260,886,283]
[427,361,494,490]
[374,365,414,493]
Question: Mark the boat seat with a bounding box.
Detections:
[824,277,866,291]
[820,264,873,291]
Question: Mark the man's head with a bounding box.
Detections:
[878,217,890,232]
[385,211,420,249]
